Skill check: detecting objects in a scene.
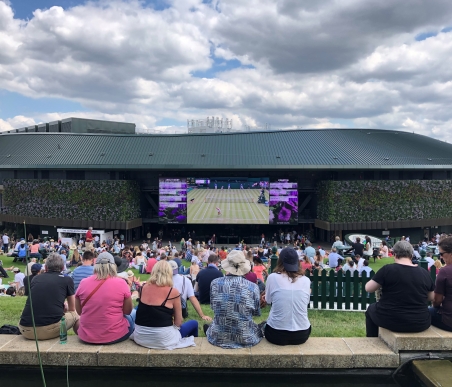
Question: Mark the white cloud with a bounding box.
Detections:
[0,0,452,141]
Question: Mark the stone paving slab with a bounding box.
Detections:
[379,327,447,352]
[0,334,403,369]
[343,337,399,368]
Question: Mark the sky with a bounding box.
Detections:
[1,0,452,140]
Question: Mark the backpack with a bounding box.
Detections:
[0,324,21,335]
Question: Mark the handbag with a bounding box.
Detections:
[81,279,106,308]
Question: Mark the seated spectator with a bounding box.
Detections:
[342,258,356,275]
[335,258,343,273]
[300,255,312,272]
[71,251,95,291]
[205,250,264,348]
[132,261,198,350]
[252,257,268,283]
[355,254,365,271]
[115,255,129,279]
[18,253,79,340]
[145,253,157,274]
[168,260,212,322]
[359,260,373,277]
[23,263,42,295]
[264,248,311,345]
[194,253,223,304]
[6,287,16,296]
[131,252,147,272]
[70,246,81,267]
[126,270,141,295]
[327,247,342,269]
[0,261,9,278]
[378,241,389,258]
[74,252,134,344]
[0,285,9,296]
[189,259,200,284]
[10,267,25,292]
[365,241,434,337]
[29,240,42,262]
[429,237,452,332]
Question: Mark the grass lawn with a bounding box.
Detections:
[0,254,369,337]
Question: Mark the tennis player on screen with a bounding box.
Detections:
[216,207,221,215]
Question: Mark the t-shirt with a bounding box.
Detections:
[75,276,131,344]
[371,264,434,331]
[173,258,182,268]
[301,262,312,271]
[23,274,39,296]
[145,258,157,274]
[20,272,75,327]
[2,235,9,244]
[265,273,311,331]
[351,243,364,256]
[172,274,195,302]
[434,265,452,327]
[14,272,25,287]
[72,265,95,291]
[252,265,266,281]
[328,252,342,268]
[30,244,40,254]
[196,266,224,304]
[219,250,227,260]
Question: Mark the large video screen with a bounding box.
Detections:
[159,178,187,224]
[187,177,269,224]
[158,177,298,224]
[269,180,298,225]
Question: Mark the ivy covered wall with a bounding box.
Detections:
[3,179,141,221]
[317,180,452,223]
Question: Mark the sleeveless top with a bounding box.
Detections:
[135,287,179,328]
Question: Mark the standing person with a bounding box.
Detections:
[94,234,100,248]
[205,250,264,348]
[74,252,134,345]
[2,232,9,254]
[18,253,79,340]
[264,248,311,345]
[71,251,95,291]
[85,227,94,251]
[429,237,452,332]
[132,261,198,350]
[261,233,265,245]
[365,241,434,337]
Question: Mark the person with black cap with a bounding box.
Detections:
[23,263,42,296]
[264,247,311,346]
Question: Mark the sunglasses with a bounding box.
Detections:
[439,252,449,256]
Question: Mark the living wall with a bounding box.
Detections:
[3,179,141,221]
[317,180,452,223]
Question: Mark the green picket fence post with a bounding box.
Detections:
[353,271,360,310]
[306,269,311,308]
[312,270,319,309]
[361,271,370,310]
[329,270,335,309]
[344,271,351,310]
[320,270,327,309]
[337,270,343,310]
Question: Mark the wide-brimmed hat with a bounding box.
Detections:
[114,255,129,273]
[221,250,251,276]
[127,270,134,278]
[280,248,299,272]
[70,244,77,250]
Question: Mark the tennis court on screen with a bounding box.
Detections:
[187,189,269,224]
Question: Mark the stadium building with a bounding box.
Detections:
[1,117,452,244]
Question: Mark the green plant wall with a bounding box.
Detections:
[3,179,141,221]
[317,180,452,222]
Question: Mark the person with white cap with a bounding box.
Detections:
[205,249,264,349]
[264,247,311,345]
[18,253,79,340]
[168,260,212,322]
[10,267,25,291]
[74,251,134,344]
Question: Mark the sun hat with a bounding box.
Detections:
[127,270,134,278]
[31,263,42,272]
[13,267,19,272]
[221,250,251,276]
[96,252,115,265]
[280,248,299,272]
[70,244,77,250]
[114,255,129,273]
[168,260,178,275]
[20,240,25,245]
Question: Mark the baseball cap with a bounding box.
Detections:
[13,267,19,272]
[96,252,115,264]
[280,248,300,272]
[168,260,178,275]
[31,263,42,272]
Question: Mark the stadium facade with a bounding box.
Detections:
[1,117,452,244]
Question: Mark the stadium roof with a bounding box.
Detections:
[1,128,452,170]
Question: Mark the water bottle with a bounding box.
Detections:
[59,316,67,344]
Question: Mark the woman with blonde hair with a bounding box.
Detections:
[132,260,198,349]
[74,252,134,344]
[71,247,81,267]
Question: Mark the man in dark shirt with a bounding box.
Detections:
[346,237,364,260]
[19,253,79,340]
[195,253,224,304]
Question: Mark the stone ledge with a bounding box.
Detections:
[0,335,399,369]
[379,327,452,352]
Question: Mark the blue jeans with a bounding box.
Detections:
[429,307,452,332]
[180,320,198,338]
[179,266,190,275]
[105,314,135,344]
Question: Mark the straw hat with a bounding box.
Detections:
[70,244,77,250]
[221,250,251,276]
